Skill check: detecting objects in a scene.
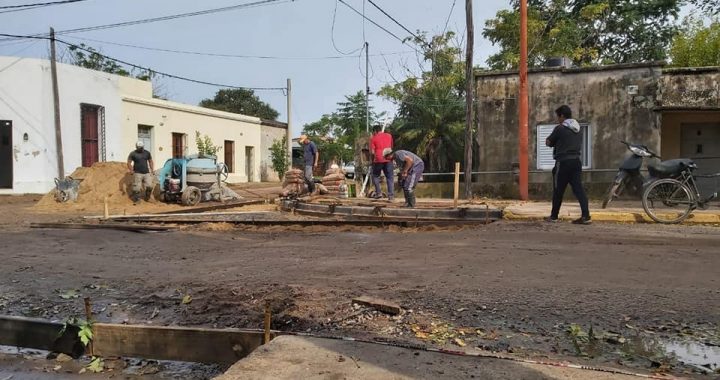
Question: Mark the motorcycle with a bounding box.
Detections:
[602,141,696,208]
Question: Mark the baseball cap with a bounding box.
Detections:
[136,141,144,148]
[298,134,308,143]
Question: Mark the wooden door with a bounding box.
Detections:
[81,105,99,167]
[172,133,185,158]
[224,140,234,173]
[0,120,12,188]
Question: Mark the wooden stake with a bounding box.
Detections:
[454,162,460,208]
[103,196,109,219]
[83,297,94,356]
[263,301,271,344]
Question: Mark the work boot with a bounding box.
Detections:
[407,192,416,208]
[144,188,152,202]
[131,192,140,205]
[572,216,592,225]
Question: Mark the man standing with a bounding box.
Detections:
[545,105,591,224]
[299,134,318,193]
[383,148,424,208]
[369,124,394,201]
[127,141,154,204]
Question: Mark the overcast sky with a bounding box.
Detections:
[1,0,523,135]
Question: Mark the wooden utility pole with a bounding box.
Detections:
[463,0,474,199]
[365,42,370,134]
[50,27,65,179]
[286,78,292,165]
[518,0,529,200]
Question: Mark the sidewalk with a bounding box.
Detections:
[503,200,720,224]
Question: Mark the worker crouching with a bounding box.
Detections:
[383,148,424,208]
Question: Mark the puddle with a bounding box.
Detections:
[628,338,720,373]
[662,340,720,372]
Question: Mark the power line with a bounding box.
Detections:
[337,0,419,52]
[0,33,286,91]
[442,0,457,36]
[63,35,413,60]
[0,0,293,41]
[331,0,363,55]
[0,0,87,9]
[366,0,423,42]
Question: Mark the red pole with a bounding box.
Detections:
[518,0,529,200]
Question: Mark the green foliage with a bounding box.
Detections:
[378,31,467,172]
[199,88,279,120]
[669,16,720,67]
[302,91,381,165]
[86,357,104,373]
[483,0,681,69]
[195,131,221,157]
[60,317,93,347]
[269,136,290,179]
[67,44,153,80]
[688,0,720,15]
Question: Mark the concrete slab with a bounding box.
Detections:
[503,201,720,224]
[216,336,642,380]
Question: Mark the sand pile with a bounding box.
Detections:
[35,162,182,213]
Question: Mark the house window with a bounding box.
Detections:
[172,133,185,158]
[224,140,235,173]
[536,124,592,170]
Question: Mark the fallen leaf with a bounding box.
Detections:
[59,289,80,299]
[181,295,192,304]
[86,357,104,373]
[415,331,429,339]
[454,338,466,347]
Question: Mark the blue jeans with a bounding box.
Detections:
[372,162,394,198]
[304,165,315,193]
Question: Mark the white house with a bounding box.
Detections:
[0,56,287,194]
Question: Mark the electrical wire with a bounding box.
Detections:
[0,0,293,41]
[63,35,413,60]
[366,0,422,42]
[441,0,457,36]
[337,0,419,53]
[0,0,87,9]
[0,33,286,91]
[331,0,363,55]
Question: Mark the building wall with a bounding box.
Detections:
[121,97,264,183]
[260,123,287,182]
[475,64,663,197]
[0,56,131,194]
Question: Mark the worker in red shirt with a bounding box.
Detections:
[369,124,394,201]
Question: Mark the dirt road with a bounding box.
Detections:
[0,196,719,378]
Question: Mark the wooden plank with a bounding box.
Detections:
[352,296,402,315]
[93,323,273,364]
[153,200,265,215]
[0,315,84,357]
[30,223,174,232]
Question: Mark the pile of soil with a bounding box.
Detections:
[35,162,182,214]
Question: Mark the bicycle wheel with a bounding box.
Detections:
[642,179,695,224]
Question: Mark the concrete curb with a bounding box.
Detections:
[503,209,720,225]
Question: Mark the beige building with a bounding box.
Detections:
[0,56,286,194]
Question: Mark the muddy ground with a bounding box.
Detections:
[0,195,719,378]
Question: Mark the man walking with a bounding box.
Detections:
[127,141,154,204]
[369,124,394,201]
[383,148,424,208]
[299,134,318,193]
[545,105,591,224]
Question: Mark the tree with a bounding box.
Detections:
[302,91,382,165]
[482,0,681,70]
[199,88,279,120]
[269,136,290,179]
[195,131,221,157]
[669,16,720,67]
[688,0,720,15]
[378,31,467,173]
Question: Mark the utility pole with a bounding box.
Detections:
[518,0,529,200]
[286,78,292,165]
[365,41,370,134]
[50,27,65,179]
[463,0,474,199]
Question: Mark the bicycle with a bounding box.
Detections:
[641,160,720,224]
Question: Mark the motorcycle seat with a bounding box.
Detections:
[647,159,695,178]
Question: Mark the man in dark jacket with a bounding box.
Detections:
[545,105,591,224]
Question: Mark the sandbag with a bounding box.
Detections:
[322,173,345,182]
[321,180,344,187]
